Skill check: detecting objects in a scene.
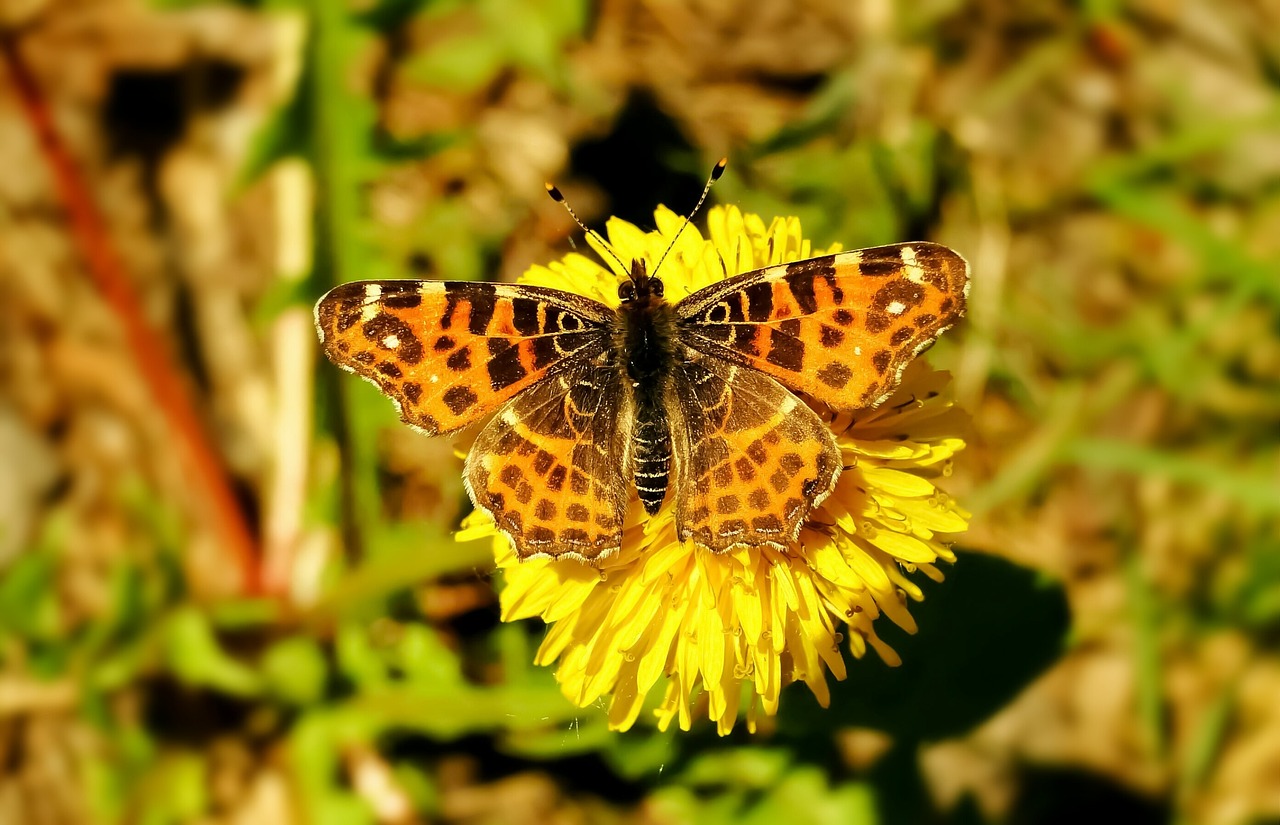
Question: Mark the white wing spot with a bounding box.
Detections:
[383,334,400,349]
[902,246,926,285]
[886,301,906,316]
[854,346,863,356]
[361,284,382,322]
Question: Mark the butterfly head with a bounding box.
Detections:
[619,258,664,305]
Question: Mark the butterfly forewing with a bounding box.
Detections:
[315,280,613,435]
[676,242,969,412]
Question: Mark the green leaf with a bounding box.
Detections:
[393,761,440,814]
[336,621,391,688]
[133,751,208,825]
[650,750,880,825]
[395,623,463,685]
[289,713,379,825]
[77,563,145,660]
[679,747,793,789]
[236,77,311,190]
[1224,535,1280,631]
[163,608,262,697]
[263,636,329,705]
[343,682,581,739]
[1067,439,1280,517]
[401,35,505,91]
[305,525,492,622]
[0,548,62,642]
[501,711,614,759]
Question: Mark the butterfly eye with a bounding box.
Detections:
[619,281,636,302]
[651,278,665,298]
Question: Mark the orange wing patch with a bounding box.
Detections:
[677,242,969,411]
[315,280,612,435]
[667,354,841,554]
[464,363,634,562]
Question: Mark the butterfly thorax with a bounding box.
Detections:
[615,259,677,515]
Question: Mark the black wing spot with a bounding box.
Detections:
[765,333,804,371]
[446,347,472,371]
[443,385,479,414]
[816,363,852,389]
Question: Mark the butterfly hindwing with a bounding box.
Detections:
[666,349,841,554]
[315,280,613,435]
[464,360,634,561]
[676,242,969,411]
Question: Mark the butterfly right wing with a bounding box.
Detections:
[676,243,968,412]
[315,280,614,435]
[465,358,635,562]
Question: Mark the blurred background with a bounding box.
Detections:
[2,0,1279,823]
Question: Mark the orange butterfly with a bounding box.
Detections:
[315,163,968,563]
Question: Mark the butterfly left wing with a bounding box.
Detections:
[676,242,968,412]
[315,280,613,435]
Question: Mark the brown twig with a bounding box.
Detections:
[1,37,262,595]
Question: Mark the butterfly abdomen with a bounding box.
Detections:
[632,400,671,515]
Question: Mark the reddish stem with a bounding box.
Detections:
[2,38,262,595]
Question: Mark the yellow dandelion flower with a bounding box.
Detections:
[457,204,970,735]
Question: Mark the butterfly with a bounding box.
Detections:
[314,163,969,563]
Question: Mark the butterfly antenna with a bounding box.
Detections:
[545,181,630,276]
[652,157,727,277]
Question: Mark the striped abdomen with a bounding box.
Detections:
[632,399,671,515]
